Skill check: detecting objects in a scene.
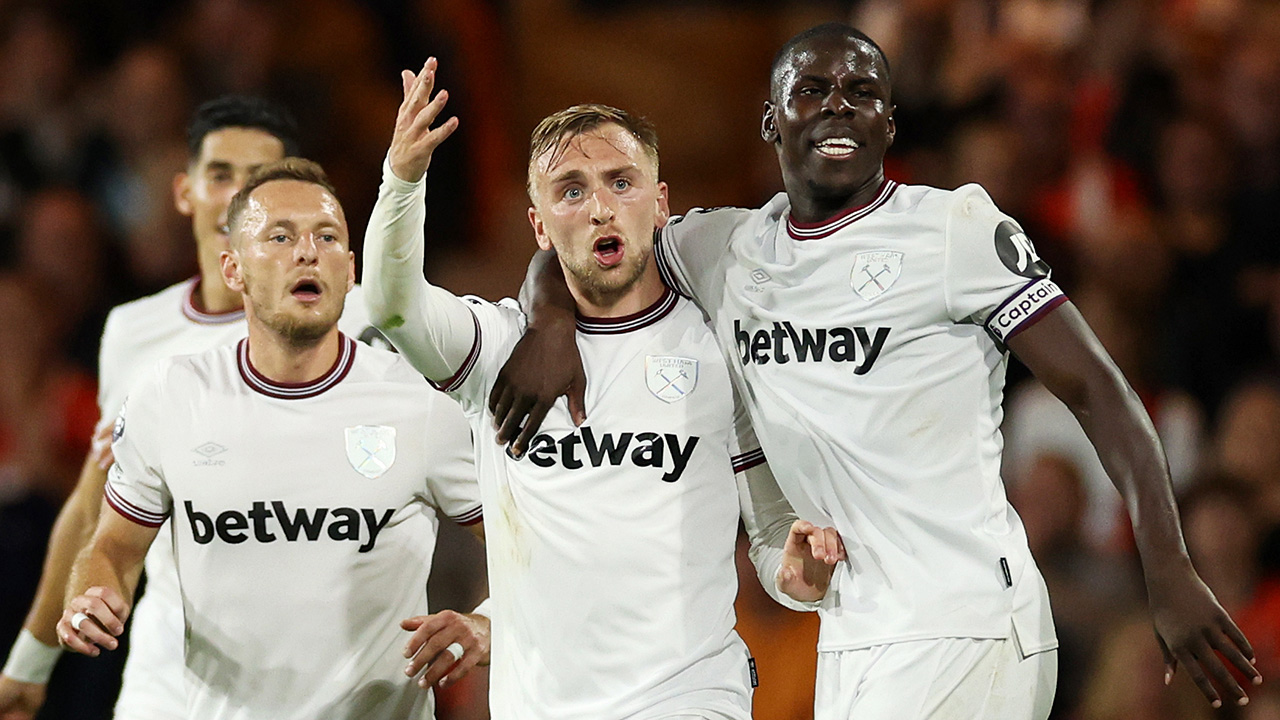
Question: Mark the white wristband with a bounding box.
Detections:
[2,629,60,684]
[469,597,493,620]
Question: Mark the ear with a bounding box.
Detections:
[346,250,356,292]
[174,171,194,217]
[886,105,897,148]
[529,207,553,252]
[761,101,779,144]
[220,249,245,293]
[654,181,671,229]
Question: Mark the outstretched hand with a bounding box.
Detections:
[777,520,845,603]
[1148,562,1262,707]
[488,317,586,457]
[388,57,459,184]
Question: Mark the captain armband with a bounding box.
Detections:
[985,278,1067,345]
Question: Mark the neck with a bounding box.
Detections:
[570,266,665,319]
[244,318,342,384]
[785,169,887,224]
[195,249,243,315]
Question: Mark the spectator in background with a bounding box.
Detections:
[1009,452,1143,718]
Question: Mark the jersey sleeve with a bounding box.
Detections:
[419,392,483,526]
[730,391,819,612]
[655,206,755,305]
[95,306,130,435]
[942,184,1068,346]
[362,157,485,381]
[103,365,171,528]
[434,297,527,416]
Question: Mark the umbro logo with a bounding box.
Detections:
[193,442,227,466]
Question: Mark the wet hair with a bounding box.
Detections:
[770,23,891,101]
[225,157,338,237]
[526,103,659,200]
[186,95,301,160]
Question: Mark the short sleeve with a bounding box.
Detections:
[655,205,756,304]
[419,392,483,526]
[433,297,527,416]
[943,184,1067,345]
[103,366,172,528]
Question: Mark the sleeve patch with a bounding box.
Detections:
[994,221,1051,279]
[986,279,1067,343]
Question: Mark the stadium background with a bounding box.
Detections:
[2,0,1280,718]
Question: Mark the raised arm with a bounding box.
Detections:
[362,59,479,384]
[56,501,159,658]
[486,250,585,455]
[1008,301,1261,708]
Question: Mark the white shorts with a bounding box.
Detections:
[814,626,1057,720]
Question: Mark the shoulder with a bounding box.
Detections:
[103,280,189,337]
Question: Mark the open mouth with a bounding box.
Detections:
[291,278,322,302]
[814,138,860,159]
[593,236,624,267]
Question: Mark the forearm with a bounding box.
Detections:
[738,465,820,611]
[1011,305,1187,567]
[362,159,479,382]
[22,456,107,645]
[519,249,576,330]
[66,504,149,609]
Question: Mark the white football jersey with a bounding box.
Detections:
[105,336,480,720]
[95,277,386,719]
[654,182,1060,654]
[436,290,759,720]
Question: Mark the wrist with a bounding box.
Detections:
[469,597,493,621]
[2,629,60,684]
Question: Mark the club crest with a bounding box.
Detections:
[345,425,396,479]
[645,356,698,403]
[851,251,904,301]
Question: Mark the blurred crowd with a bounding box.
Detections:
[2,0,1280,719]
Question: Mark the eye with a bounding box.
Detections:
[319,234,338,243]
[612,178,631,191]
[270,234,289,243]
[564,187,583,200]
[798,86,822,96]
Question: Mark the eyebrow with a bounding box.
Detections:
[548,164,640,186]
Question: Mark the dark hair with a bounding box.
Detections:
[225,158,338,236]
[770,23,892,100]
[186,95,301,159]
[527,103,659,200]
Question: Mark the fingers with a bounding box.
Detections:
[1221,617,1260,673]
[57,591,127,656]
[1174,645,1222,708]
[1207,627,1262,690]
[511,403,551,458]
[567,373,587,426]
[495,396,535,449]
[401,611,486,689]
[489,384,515,434]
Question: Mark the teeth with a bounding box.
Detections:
[816,139,859,157]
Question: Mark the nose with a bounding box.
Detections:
[294,233,320,264]
[587,188,615,226]
[822,90,855,117]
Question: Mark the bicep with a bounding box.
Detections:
[1006,301,1123,411]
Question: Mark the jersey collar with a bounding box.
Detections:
[786,179,898,240]
[576,287,678,335]
[237,333,356,400]
[183,277,246,325]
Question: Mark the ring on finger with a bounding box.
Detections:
[71,611,90,632]
[444,642,464,662]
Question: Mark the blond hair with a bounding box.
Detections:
[526,104,659,200]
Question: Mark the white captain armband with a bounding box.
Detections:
[985,278,1067,345]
